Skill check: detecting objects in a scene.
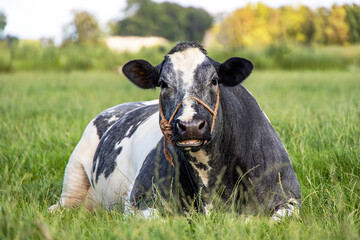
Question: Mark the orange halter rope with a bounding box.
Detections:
[158,88,220,166]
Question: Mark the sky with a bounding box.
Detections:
[0,0,359,44]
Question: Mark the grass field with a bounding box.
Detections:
[0,70,359,239]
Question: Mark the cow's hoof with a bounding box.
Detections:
[48,203,61,214]
[140,208,161,220]
[271,199,300,222]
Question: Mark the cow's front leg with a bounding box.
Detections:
[271,198,300,221]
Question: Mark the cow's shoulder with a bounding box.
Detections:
[129,146,200,211]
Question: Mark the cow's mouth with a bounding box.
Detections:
[175,139,204,147]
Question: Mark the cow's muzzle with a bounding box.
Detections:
[174,119,209,148]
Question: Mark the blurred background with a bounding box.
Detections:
[0,0,360,72]
[1,2,360,238]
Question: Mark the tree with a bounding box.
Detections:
[298,6,316,44]
[217,4,257,48]
[209,3,360,48]
[113,0,213,42]
[278,6,316,45]
[325,5,349,45]
[217,3,282,48]
[63,10,103,46]
[0,11,6,38]
[344,4,360,43]
[313,7,329,45]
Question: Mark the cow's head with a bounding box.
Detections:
[123,42,253,151]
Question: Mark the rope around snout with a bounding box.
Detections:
[158,88,220,166]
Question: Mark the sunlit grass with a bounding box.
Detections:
[0,70,359,239]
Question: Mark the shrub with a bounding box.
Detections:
[0,42,359,72]
[0,44,12,72]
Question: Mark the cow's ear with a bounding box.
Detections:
[122,60,160,89]
[218,57,253,86]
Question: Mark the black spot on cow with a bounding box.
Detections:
[93,102,145,139]
[194,162,208,171]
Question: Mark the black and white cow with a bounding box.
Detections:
[50,42,301,220]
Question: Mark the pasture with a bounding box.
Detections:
[0,70,359,239]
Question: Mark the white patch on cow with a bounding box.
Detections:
[168,48,206,122]
[114,141,122,150]
[271,198,300,222]
[204,203,213,216]
[131,112,163,172]
[92,156,100,178]
[142,99,158,106]
[140,208,160,219]
[92,112,163,209]
[178,98,197,122]
[107,115,119,124]
[169,48,206,86]
[103,135,109,143]
[189,150,211,187]
[125,125,134,137]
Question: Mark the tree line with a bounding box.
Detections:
[1,2,360,48]
[210,3,360,49]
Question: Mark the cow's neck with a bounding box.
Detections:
[182,96,240,202]
[182,112,226,190]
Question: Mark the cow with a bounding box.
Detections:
[49,42,301,220]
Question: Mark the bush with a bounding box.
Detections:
[0,44,12,72]
[264,44,348,70]
[278,51,348,70]
[0,41,359,73]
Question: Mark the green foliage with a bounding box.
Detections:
[0,10,6,36]
[63,10,104,47]
[325,5,349,45]
[114,0,213,41]
[0,71,359,239]
[344,4,360,43]
[212,3,360,48]
[0,42,12,72]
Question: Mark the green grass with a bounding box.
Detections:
[0,70,359,239]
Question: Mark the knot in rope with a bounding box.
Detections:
[159,119,172,139]
[159,118,175,166]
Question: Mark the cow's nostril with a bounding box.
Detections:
[199,120,206,130]
[177,121,187,132]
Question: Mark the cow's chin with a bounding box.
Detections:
[175,139,204,148]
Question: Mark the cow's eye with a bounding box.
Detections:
[159,80,168,89]
[211,78,218,86]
